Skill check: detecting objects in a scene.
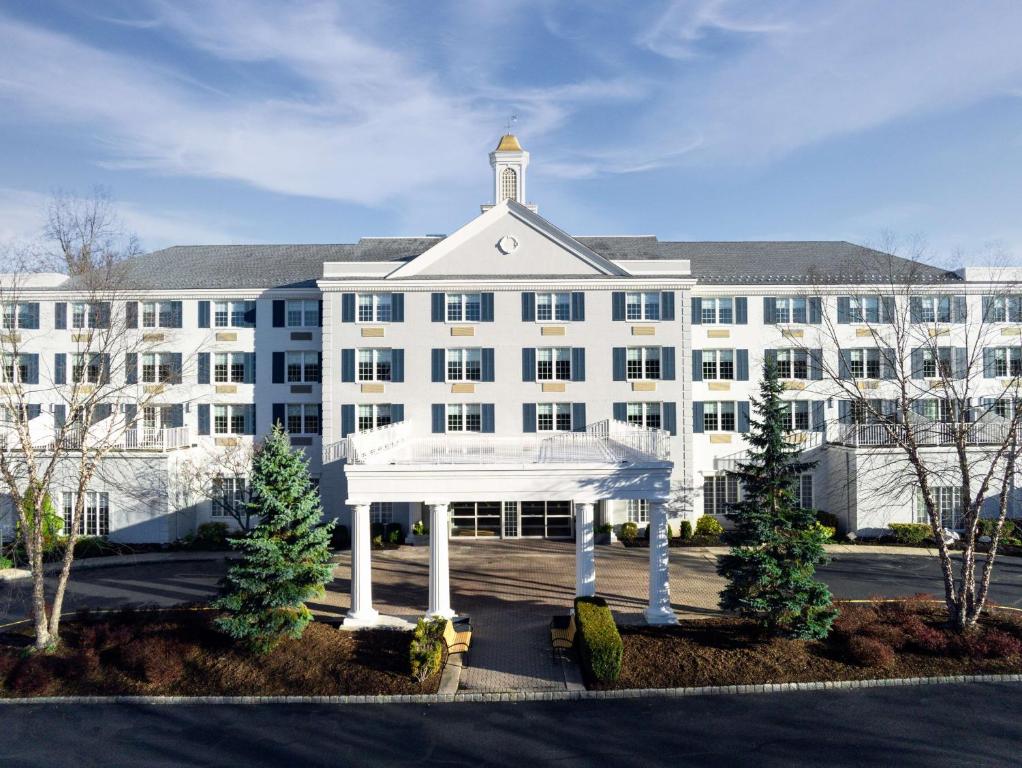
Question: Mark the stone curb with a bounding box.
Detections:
[0,551,241,582]
[0,673,1018,706]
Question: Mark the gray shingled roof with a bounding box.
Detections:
[61,235,960,290]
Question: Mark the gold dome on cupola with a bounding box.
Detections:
[495,133,523,152]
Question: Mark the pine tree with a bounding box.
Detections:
[214,425,335,653]
[717,361,837,639]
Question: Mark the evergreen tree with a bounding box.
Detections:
[214,425,335,653]
[717,361,837,639]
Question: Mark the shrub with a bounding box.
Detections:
[887,523,932,546]
[695,515,724,538]
[816,511,840,533]
[642,524,650,540]
[331,524,350,550]
[977,519,1018,541]
[679,520,693,540]
[372,534,383,548]
[0,555,12,570]
[385,523,404,545]
[370,522,386,541]
[666,523,674,539]
[73,537,112,559]
[816,522,837,542]
[619,522,638,541]
[194,522,229,550]
[596,523,613,535]
[847,636,896,669]
[832,603,880,637]
[908,622,952,655]
[409,618,446,682]
[574,596,623,683]
[412,520,426,536]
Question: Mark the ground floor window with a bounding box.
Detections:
[915,486,962,529]
[212,477,246,518]
[451,501,501,537]
[449,500,572,538]
[447,404,481,433]
[537,402,572,432]
[64,491,109,536]
[626,402,662,429]
[370,502,393,525]
[703,474,740,516]
[626,499,649,523]
[796,473,813,510]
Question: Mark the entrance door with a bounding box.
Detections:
[450,501,502,537]
[502,502,519,538]
[519,500,573,538]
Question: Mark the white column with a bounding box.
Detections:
[645,501,677,624]
[344,503,378,626]
[574,501,596,598]
[427,503,455,619]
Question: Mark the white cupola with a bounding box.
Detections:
[481,133,537,213]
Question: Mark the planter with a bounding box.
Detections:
[405,533,430,546]
[595,532,613,545]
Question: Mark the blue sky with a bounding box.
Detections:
[0,0,1020,267]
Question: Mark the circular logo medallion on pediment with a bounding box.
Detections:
[496,235,519,255]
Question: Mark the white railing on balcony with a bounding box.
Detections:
[834,421,1019,448]
[588,418,672,462]
[55,425,191,452]
[323,438,349,463]
[347,420,412,463]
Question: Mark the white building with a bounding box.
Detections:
[1,134,1020,623]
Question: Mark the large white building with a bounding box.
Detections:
[2,134,1020,623]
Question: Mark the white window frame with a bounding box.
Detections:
[701,350,735,380]
[65,490,109,536]
[212,477,247,518]
[703,474,740,516]
[536,402,572,432]
[849,348,882,379]
[797,474,814,509]
[774,297,807,324]
[71,353,104,384]
[535,292,571,322]
[446,348,482,381]
[626,347,661,381]
[625,292,660,321]
[446,403,482,433]
[287,299,320,327]
[626,499,649,523]
[537,347,571,381]
[214,352,249,384]
[917,295,953,324]
[700,297,734,325]
[780,401,811,432]
[356,294,392,324]
[286,403,320,435]
[915,486,962,528]
[213,404,252,435]
[357,348,392,382]
[992,348,1022,378]
[141,352,178,384]
[922,347,953,379]
[446,293,482,323]
[0,355,28,384]
[357,403,392,432]
[775,349,809,380]
[286,351,319,383]
[370,502,394,525]
[848,296,881,324]
[625,402,662,429]
[213,300,255,328]
[141,301,180,328]
[703,401,737,432]
[1,303,34,329]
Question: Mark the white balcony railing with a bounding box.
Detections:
[588,418,672,462]
[55,425,191,452]
[323,438,349,463]
[834,421,1018,448]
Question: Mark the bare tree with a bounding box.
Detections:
[45,188,141,277]
[177,441,257,531]
[792,241,1021,632]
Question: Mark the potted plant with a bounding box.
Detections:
[595,522,615,545]
[405,519,430,546]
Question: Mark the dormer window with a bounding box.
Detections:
[500,167,517,202]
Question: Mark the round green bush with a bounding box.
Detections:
[619,522,638,541]
[694,515,724,538]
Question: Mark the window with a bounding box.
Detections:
[992,348,1022,378]
[356,294,391,323]
[212,477,246,518]
[780,401,811,431]
[773,297,807,324]
[141,301,181,328]
[213,300,255,327]
[141,353,179,384]
[213,405,252,435]
[536,292,571,322]
[984,296,1022,323]
[1,303,34,329]
[915,296,953,324]
[626,499,649,523]
[982,398,1016,420]
[357,404,392,432]
[703,401,736,432]
[775,349,809,380]
[447,404,482,432]
[500,167,517,202]
[0,355,28,384]
[286,300,319,327]
[625,292,660,321]
[286,351,319,383]
[700,298,734,325]
[446,293,481,322]
[70,302,107,329]
[287,403,320,435]
[65,491,109,536]
[703,475,740,516]
[922,348,953,378]
[796,474,814,509]
[537,348,571,381]
[447,349,482,381]
[214,353,250,384]
[916,486,963,529]
[849,348,882,379]
[915,398,955,423]
[71,353,105,384]
[537,403,572,431]
[848,296,881,323]
[702,350,734,380]
[626,402,662,429]
[141,405,174,430]
[370,502,394,525]
[357,349,392,382]
[626,347,661,380]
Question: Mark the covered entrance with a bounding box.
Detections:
[451,500,573,539]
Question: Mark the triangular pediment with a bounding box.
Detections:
[386,200,628,279]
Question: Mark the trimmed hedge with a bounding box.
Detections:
[619,522,639,541]
[574,596,623,683]
[409,617,446,682]
[888,523,932,546]
[679,520,693,540]
[695,515,724,537]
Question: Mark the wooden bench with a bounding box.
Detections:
[550,614,576,650]
[443,617,472,654]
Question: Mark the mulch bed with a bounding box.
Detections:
[620,536,721,549]
[590,599,1022,690]
[0,609,441,698]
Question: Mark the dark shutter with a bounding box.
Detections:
[692,402,704,434]
[738,401,751,433]
[244,353,256,384]
[94,302,111,328]
[736,350,749,381]
[272,351,285,383]
[481,404,495,433]
[27,404,41,420]
[953,296,967,323]
[272,300,285,327]
[432,404,446,433]
[572,403,586,432]
[809,297,822,324]
[54,302,67,329]
[318,300,324,327]
[480,293,494,322]
[837,297,851,324]
[522,348,536,382]
[481,348,495,382]
[984,348,996,378]
[391,349,404,383]
[431,349,445,382]
[198,301,210,328]
[199,352,211,384]
[392,293,404,322]
[661,347,676,380]
[881,296,896,324]
[909,298,922,324]
[244,303,256,327]
[431,293,444,322]
[571,292,585,321]
[571,348,585,382]
[54,353,66,385]
[521,292,535,321]
[341,404,355,437]
[690,297,702,325]
[911,349,924,379]
[612,347,626,381]
[882,348,897,380]
[22,354,38,385]
[170,301,183,328]
[763,297,776,324]
[663,403,677,436]
[341,294,355,323]
[660,292,675,321]
[692,350,703,382]
[522,403,537,433]
[810,349,824,381]
[125,302,138,329]
[812,401,825,433]
[839,351,851,380]
[391,404,404,423]
[272,403,285,428]
[54,404,66,429]
[954,347,968,380]
[735,297,748,324]
[341,349,355,382]
[197,404,210,435]
[611,292,625,321]
[612,402,627,421]
[22,303,39,329]
[125,353,137,385]
[838,401,851,424]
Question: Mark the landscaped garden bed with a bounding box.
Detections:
[0,608,441,697]
[582,598,1022,690]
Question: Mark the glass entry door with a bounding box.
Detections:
[520,500,573,538]
[450,501,501,537]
